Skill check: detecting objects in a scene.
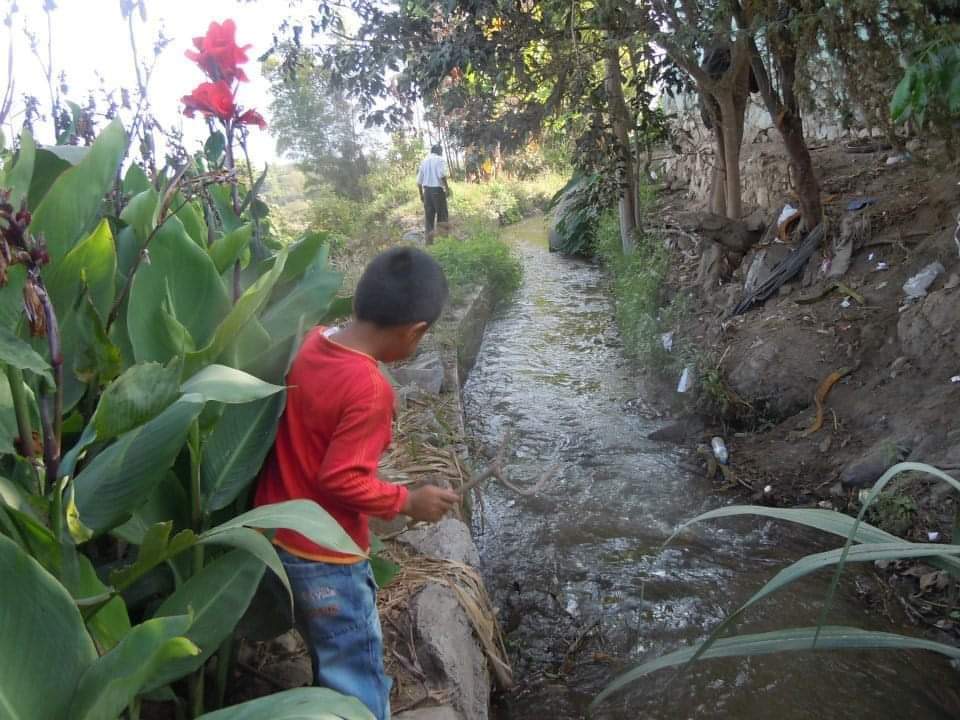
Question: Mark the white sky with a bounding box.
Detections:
[1,0,311,163]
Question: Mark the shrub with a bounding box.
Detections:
[428,226,523,301]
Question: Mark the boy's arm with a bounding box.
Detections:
[315,396,408,519]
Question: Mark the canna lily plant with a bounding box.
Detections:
[0,18,371,720]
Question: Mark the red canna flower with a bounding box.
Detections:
[237,109,267,129]
[182,81,236,122]
[185,19,251,83]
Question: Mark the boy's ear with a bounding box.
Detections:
[409,321,429,340]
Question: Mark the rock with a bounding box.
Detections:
[395,707,464,720]
[906,138,922,153]
[697,241,726,292]
[403,229,424,243]
[897,288,960,372]
[840,441,908,488]
[393,351,445,395]
[411,584,490,720]
[397,518,480,567]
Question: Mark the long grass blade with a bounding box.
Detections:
[592,626,960,710]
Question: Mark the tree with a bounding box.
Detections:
[268,51,370,200]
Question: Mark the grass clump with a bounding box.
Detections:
[428,225,523,302]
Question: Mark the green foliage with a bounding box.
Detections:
[596,462,960,709]
[548,174,604,256]
[428,227,523,301]
[866,491,918,537]
[891,37,960,155]
[0,119,360,718]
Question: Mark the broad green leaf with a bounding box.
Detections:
[593,626,960,709]
[261,261,342,344]
[196,687,376,720]
[279,232,331,284]
[322,296,354,324]
[119,188,160,248]
[176,197,208,248]
[201,392,285,511]
[109,522,198,592]
[209,184,243,232]
[122,164,151,195]
[0,265,26,330]
[238,330,295,384]
[8,130,36,208]
[73,395,204,532]
[26,149,71,210]
[184,251,288,371]
[112,472,191,545]
[209,223,253,274]
[0,326,52,384]
[198,525,291,604]
[127,217,231,364]
[75,553,132,654]
[71,614,199,720]
[0,500,60,576]
[91,362,181,440]
[234,319,275,374]
[0,535,97,720]
[0,476,33,517]
[30,120,127,262]
[181,364,285,405]
[0,371,40,456]
[149,550,265,689]
[204,500,363,557]
[44,144,90,164]
[204,131,226,166]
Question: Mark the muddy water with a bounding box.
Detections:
[462,217,960,719]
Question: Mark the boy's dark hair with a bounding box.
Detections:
[354,247,449,327]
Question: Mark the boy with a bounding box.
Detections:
[254,246,460,719]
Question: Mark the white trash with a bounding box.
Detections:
[902,261,945,299]
[677,366,695,393]
[928,531,941,542]
[875,261,889,271]
[951,375,960,384]
[711,437,729,465]
[661,332,674,352]
[777,204,799,227]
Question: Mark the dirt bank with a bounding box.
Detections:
[649,138,960,633]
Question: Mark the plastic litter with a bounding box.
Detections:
[840,298,852,309]
[902,261,945,299]
[858,489,871,505]
[846,197,877,212]
[951,375,960,384]
[928,531,941,542]
[875,261,889,271]
[867,252,875,262]
[711,437,729,465]
[886,153,910,166]
[661,332,674,352]
[763,484,774,495]
[677,366,694,393]
[777,204,799,227]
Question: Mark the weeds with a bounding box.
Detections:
[428,225,523,302]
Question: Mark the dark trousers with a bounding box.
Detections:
[422,186,449,242]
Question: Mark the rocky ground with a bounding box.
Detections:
[647,137,960,635]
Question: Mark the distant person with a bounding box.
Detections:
[254,247,459,720]
[417,143,452,244]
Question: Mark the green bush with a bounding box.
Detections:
[428,226,522,301]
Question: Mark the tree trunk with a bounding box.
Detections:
[604,45,638,253]
[718,94,745,219]
[743,28,822,228]
[709,125,727,215]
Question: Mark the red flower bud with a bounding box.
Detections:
[237,109,267,129]
[185,19,252,84]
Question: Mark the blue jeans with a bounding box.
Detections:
[279,552,391,719]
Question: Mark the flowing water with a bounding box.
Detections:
[461,217,960,719]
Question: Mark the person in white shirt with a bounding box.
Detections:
[416,144,452,244]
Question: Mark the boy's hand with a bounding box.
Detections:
[403,485,459,522]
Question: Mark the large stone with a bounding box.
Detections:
[395,707,463,720]
[411,584,490,720]
[393,351,446,395]
[897,287,960,372]
[840,440,910,488]
[397,518,480,566]
[675,211,762,253]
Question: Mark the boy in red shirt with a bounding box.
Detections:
[255,247,459,719]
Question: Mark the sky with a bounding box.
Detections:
[1,0,312,164]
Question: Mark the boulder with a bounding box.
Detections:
[393,351,446,395]
[397,518,480,567]
[897,287,960,372]
[840,440,910,488]
[675,211,763,253]
[411,584,490,720]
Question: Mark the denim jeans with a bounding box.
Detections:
[279,551,391,719]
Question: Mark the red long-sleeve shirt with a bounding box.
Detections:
[254,327,408,562]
